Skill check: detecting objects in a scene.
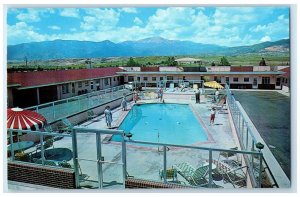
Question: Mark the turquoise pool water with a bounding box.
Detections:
[112,103,208,145]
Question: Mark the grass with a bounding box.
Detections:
[7,54,290,71]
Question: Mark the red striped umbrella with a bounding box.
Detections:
[7,107,47,131]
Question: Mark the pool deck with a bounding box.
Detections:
[66,93,240,188]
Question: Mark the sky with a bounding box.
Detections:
[6,7,290,47]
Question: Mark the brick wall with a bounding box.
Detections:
[8,161,76,189]
[125,178,192,189]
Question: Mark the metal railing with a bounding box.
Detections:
[225,84,279,188]
[7,127,264,189]
[25,85,131,123]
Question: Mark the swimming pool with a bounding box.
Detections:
[112,103,208,145]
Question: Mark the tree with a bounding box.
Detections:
[126,57,140,67]
[166,56,178,66]
[259,58,266,66]
[220,56,230,66]
[211,61,216,66]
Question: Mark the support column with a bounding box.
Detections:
[36,88,40,105]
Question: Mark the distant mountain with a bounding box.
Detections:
[7,37,290,60]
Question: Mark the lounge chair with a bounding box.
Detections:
[174,162,210,187]
[169,83,175,92]
[211,159,248,188]
[87,110,97,121]
[211,95,227,113]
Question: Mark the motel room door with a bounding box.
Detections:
[253,77,258,89]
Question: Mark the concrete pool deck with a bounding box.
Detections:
[42,93,243,189]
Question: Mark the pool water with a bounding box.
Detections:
[112,103,208,145]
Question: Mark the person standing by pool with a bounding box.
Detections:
[133,90,138,103]
[121,96,127,111]
[195,88,200,104]
[104,106,113,128]
[214,88,219,103]
[159,87,163,102]
[210,107,216,125]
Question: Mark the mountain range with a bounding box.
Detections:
[7,37,290,60]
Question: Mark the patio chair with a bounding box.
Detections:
[58,118,74,133]
[35,138,54,153]
[32,158,57,166]
[87,110,97,121]
[159,168,178,182]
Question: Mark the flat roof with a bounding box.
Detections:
[8,67,124,89]
[117,71,284,75]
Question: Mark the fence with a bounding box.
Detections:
[7,127,264,189]
[25,85,131,123]
[225,84,279,188]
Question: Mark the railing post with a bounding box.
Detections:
[52,102,56,120]
[40,134,45,165]
[163,145,167,183]
[36,106,39,113]
[208,150,213,188]
[246,127,249,150]
[121,132,127,188]
[258,153,263,188]
[71,129,80,188]
[9,130,15,161]
[96,132,103,189]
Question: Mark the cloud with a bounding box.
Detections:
[80,8,120,31]
[16,8,55,23]
[60,8,80,18]
[260,36,271,42]
[7,7,290,47]
[48,25,61,30]
[133,17,143,25]
[121,8,138,13]
[250,14,289,39]
[7,22,48,44]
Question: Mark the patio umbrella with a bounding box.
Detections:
[204,81,224,89]
[7,107,47,131]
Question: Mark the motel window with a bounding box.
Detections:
[214,76,221,83]
[137,77,140,81]
[285,78,288,83]
[104,78,109,86]
[244,77,250,82]
[85,81,89,86]
[95,79,100,85]
[128,76,134,82]
[262,77,270,84]
[233,77,239,82]
[143,77,148,81]
[117,77,120,81]
[90,81,94,90]
[152,77,156,81]
[225,77,229,84]
[113,77,116,81]
[62,84,69,94]
[160,77,164,81]
[78,82,82,88]
[167,76,173,81]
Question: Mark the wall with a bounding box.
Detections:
[8,161,76,189]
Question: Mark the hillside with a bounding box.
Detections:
[7,37,290,60]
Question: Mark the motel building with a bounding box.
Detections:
[119,65,288,90]
[7,67,124,108]
[7,65,289,108]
